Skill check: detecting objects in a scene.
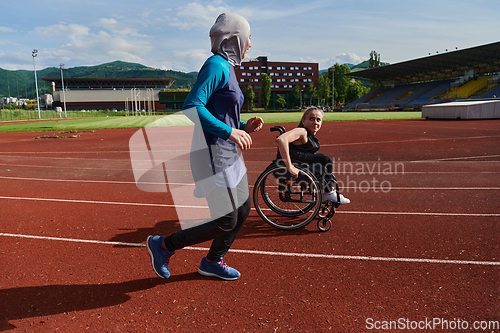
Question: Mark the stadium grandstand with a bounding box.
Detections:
[343,41,500,112]
[42,78,175,111]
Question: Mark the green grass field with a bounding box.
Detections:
[0,111,422,133]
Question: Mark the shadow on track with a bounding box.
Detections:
[107,215,316,247]
[0,273,208,331]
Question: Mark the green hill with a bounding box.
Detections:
[350,60,390,72]
[0,61,198,99]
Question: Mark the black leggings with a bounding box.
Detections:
[163,174,251,261]
[289,151,334,193]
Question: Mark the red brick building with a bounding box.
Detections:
[235,56,319,109]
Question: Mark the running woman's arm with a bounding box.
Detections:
[183,55,254,149]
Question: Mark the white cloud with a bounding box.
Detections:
[0,27,15,33]
[248,4,319,21]
[159,48,211,72]
[0,39,19,46]
[27,20,155,68]
[35,23,90,39]
[168,2,232,29]
[298,53,368,70]
[96,18,118,29]
[95,18,151,38]
[333,53,368,65]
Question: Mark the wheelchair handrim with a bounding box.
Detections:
[253,165,322,230]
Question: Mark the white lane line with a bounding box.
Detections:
[1,134,499,153]
[0,196,205,209]
[1,176,499,190]
[0,175,137,184]
[0,151,130,154]
[360,187,500,190]
[1,232,498,266]
[337,211,500,217]
[222,248,500,266]
[0,149,189,155]
[411,154,500,163]
[308,134,500,149]
[0,162,132,171]
[1,195,499,216]
[0,233,145,247]
[0,175,194,186]
[0,154,129,162]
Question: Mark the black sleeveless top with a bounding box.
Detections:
[276,130,319,162]
[289,131,320,155]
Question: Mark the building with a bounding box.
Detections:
[1,97,19,105]
[158,89,190,110]
[235,56,319,108]
[1,97,30,107]
[42,78,175,111]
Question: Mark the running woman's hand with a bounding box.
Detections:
[229,128,252,150]
[245,116,264,133]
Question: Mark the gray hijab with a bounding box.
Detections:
[209,13,250,67]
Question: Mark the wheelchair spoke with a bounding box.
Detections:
[253,164,322,230]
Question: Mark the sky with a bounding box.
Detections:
[1,0,499,73]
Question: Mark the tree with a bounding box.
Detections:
[369,51,381,68]
[345,80,369,103]
[331,63,352,106]
[275,94,286,109]
[318,73,331,106]
[318,63,369,109]
[244,85,255,110]
[307,82,318,105]
[290,85,301,108]
[368,50,382,88]
[260,73,272,109]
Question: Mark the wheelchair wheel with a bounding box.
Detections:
[253,164,322,230]
[317,218,332,232]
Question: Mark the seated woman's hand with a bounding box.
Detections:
[288,165,300,179]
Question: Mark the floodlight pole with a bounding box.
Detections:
[60,63,67,118]
[32,49,41,119]
[330,67,335,111]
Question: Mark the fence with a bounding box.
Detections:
[0,109,128,121]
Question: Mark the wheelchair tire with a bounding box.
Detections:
[317,218,332,232]
[253,164,322,230]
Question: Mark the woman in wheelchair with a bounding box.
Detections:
[275,106,350,205]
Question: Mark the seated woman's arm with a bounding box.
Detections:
[276,127,307,178]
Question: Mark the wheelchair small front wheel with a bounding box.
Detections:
[318,205,330,218]
[317,218,331,232]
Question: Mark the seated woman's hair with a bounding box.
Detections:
[298,107,324,128]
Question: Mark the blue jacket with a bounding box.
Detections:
[183,54,247,197]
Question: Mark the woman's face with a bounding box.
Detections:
[242,33,251,59]
[301,109,323,135]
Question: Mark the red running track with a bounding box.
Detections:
[0,119,499,332]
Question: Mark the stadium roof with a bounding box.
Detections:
[42,77,175,89]
[345,41,500,84]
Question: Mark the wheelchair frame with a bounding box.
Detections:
[253,126,340,232]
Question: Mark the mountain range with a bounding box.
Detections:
[0,60,388,99]
[0,61,198,99]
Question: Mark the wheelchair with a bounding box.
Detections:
[253,126,341,232]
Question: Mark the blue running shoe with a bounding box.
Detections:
[198,257,241,281]
[147,235,174,278]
